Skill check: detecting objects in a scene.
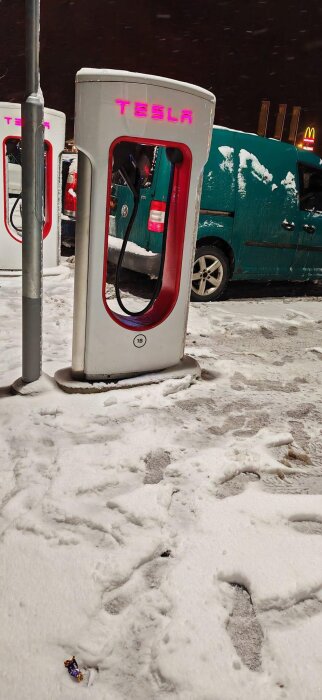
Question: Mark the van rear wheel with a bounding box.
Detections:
[191,245,229,302]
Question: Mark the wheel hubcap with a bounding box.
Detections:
[192,254,224,297]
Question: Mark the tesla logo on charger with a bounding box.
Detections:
[115,99,193,124]
[3,116,51,129]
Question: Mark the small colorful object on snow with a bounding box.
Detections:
[64,656,84,682]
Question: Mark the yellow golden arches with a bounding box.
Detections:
[304,127,315,141]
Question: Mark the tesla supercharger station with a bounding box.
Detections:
[57,69,215,389]
[0,102,65,270]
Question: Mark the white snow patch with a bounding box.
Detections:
[238,149,273,198]
[108,235,156,257]
[12,372,54,395]
[306,346,322,355]
[162,373,194,396]
[281,171,298,202]
[218,145,234,173]
[107,483,174,526]
[213,125,258,137]
[1,265,322,698]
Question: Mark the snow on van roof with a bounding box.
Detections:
[213,125,257,137]
[214,126,322,161]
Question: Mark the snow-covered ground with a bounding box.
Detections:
[1,263,322,699]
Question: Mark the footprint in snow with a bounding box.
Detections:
[289,519,322,535]
[144,448,171,485]
[216,472,260,499]
[227,583,263,672]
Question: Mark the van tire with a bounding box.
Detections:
[191,245,229,302]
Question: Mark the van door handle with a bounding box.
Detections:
[281,220,295,231]
[303,224,316,234]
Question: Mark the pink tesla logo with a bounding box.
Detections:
[115,99,193,124]
[4,116,51,129]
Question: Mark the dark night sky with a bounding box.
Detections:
[1,0,321,149]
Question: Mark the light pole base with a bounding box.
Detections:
[12,373,54,396]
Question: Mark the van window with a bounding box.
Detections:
[112,145,157,188]
[299,163,322,213]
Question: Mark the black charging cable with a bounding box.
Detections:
[114,148,182,317]
[9,192,22,233]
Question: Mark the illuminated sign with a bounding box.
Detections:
[3,116,51,129]
[115,99,193,124]
[304,126,315,140]
[303,126,315,151]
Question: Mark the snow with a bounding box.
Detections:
[108,235,156,256]
[281,172,298,203]
[221,146,301,205]
[218,145,234,173]
[1,263,322,698]
[238,149,273,198]
[213,125,258,137]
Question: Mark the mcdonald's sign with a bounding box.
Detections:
[302,126,315,151]
[304,126,315,140]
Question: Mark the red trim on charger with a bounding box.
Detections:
[2,136,53,243]
[102,135,192,332]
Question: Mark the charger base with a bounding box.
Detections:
[54,355,200,394]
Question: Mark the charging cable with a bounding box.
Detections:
[114,147,182,317]
[9,192,22,234]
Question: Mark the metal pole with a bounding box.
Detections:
[21,0,44,382]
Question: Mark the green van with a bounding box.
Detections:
[108,126,322,301]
